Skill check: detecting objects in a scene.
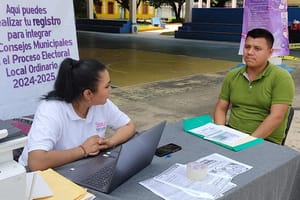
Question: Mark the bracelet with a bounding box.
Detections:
[79,145,88,157]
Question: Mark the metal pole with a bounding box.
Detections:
[129,0,138,33]
[87,0,94,19]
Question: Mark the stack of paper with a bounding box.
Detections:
[140,153,252,200]
[27,168,95,200]
[183,115,264,151]
[26,171,53,200]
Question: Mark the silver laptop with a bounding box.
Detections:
[55,121,166,193]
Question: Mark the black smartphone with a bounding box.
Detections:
[155,143,182,157]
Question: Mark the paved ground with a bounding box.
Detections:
[109,61,300,151]
[106,24,300,152]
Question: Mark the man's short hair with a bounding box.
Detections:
[246,28,274,48]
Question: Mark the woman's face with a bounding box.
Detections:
[91,70,112,105]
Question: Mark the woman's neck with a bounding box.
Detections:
[72,101,89,118]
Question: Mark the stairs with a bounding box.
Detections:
[175,8,243,42]
[175,7,300,43]
[76,19,131,33]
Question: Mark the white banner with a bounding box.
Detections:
[0,0,79,120]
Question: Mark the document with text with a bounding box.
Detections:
[139,153,253,200]
[195,153,252,178]
[140,178,237,200]
[187,122,264,151]
[153,163,232,199]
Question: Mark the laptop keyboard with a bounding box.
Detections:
[81,164,115,189]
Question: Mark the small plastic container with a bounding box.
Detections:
[186,162,207,181]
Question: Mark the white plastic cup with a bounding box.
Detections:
[186,162,207,181]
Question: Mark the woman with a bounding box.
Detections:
[19,58,136,171]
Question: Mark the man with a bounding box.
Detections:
[213,28,295,144]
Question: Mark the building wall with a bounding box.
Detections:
[94,0,155,19]
[288,0,300,6]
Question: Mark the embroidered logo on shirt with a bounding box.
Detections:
[95,121,106,132]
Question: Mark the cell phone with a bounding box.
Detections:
[155,143,182,157]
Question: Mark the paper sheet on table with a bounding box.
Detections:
[37,168,87,200]
[80,192,96,200]
[26,171,53,200]
[140,178,237,200]
[189,123,249,142]
[153,163,232,199]
[140,178,213,200]
[188,122,263,151]
[195,153,253,178]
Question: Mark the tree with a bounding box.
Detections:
[166,0,185,22]
[73,0,87,18]
[211,0,231,7]
[115,0,143,11]
[148,0,185,22]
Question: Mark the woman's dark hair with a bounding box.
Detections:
[43,58,107,102]
[246,28,274,48]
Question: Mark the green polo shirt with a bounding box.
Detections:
[219,63,295,144]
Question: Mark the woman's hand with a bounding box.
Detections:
[81,135,106,156]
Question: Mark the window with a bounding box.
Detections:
[108,2,114,14]
[142,3,148,14]
[94,0,102,13]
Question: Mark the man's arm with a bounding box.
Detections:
[213,99,230,125]
[251,104,289,138]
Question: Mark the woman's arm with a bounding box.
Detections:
[99,121,136,149]
[28,134,105,171]
[28,147,84,171]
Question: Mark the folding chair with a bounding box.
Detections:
[281,107,295,145]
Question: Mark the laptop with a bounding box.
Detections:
[55,121,166,194]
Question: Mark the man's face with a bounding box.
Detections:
[243,36,273,69]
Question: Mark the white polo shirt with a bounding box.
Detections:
[19,99,130,166]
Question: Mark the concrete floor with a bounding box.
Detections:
[77,29,300,152]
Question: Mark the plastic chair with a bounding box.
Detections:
[281,107,295,145]
[151,17,165,28]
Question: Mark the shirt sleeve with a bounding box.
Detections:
[27,101,62,152]
[271,70,295,105]
[104,99,131,130]
[219,72,234,101]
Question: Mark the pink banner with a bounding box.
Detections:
[239,0,289,56]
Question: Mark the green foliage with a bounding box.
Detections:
[148,0,185,21]
[115,0,143,11]
[73,0,87,18]
[211,0,230,7]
